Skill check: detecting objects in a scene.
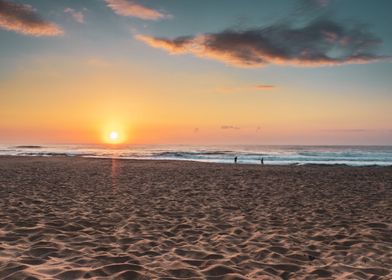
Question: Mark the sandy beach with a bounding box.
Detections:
[0,156,391,279]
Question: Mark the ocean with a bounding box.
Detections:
[0,145,391,166]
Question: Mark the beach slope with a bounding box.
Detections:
[0,156,391,279]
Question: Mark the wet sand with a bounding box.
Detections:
[0,156,391,279]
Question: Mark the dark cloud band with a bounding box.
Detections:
[137,18,387,68]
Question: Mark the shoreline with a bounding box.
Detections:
[0,156,391,279]
[0,155,391,168]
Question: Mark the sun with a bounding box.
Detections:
[105,130,124,144]
[109,131,119,140]
[102,123,127,144]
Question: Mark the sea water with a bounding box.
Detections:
[1,145,391,166]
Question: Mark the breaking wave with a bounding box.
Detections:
[1,145,391,166]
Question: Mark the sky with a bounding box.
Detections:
[0,0,391,145]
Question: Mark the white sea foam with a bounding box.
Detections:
[1,145,391,166]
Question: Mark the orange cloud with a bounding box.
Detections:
[136,18,387,67]
[254,84,275,90]
[105,0,169,20]
[0,0,63,36]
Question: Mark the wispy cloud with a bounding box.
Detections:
[254,84,275,90]
[105,0,169,21]
[64,8,85,24]
[221,125,240,130]
[136,17,387,68]
[0,0,63,36]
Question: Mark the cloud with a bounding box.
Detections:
[0,0,63,36]
[64,8,84,24]
[105,0,169,20]
[254,84,275,90]
[221,125,240,130]
[136,17,387,68]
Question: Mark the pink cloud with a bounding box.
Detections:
[0,0,63,36]
[105,0,169,21]
[64,8,84,24]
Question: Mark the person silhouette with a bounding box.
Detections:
[234,156,238,164]
[261,157,264,165]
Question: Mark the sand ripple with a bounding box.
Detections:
[0,157,391,279]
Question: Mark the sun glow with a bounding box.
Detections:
[102,124,127,144]
[109,131,119,140]
[105,130,122,144]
